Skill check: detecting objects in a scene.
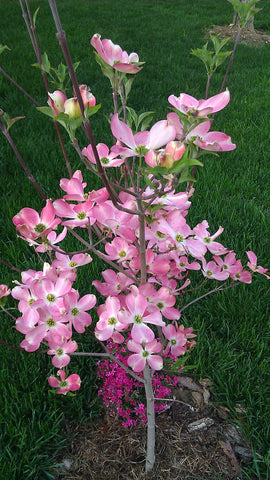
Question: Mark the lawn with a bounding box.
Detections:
[0,0,269,479]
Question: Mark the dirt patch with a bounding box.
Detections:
[207,24,270,46]
[54,398,253,480]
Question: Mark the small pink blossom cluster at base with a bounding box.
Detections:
[97,341,181,427]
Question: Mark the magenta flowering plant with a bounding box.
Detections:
[0,0,269,473]
[96,340,181,428]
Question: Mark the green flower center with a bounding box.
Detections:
[235,273,241,279]
[46,293,56,303]
[101,157,110,165]
[156,302,164,310]
[108,316,117,326]
[34,223,46,233]
[171,339,177,346]
[204,237,211,244]
[142,351,149,358]
[176,234,184,243]
[77,212,86,220]
[71,307,79,316]
[206,270,212,276]
[180,262,185,267]
[28,298,35,306]
[47,318,55,327]
[59,380,68,388]
[69,261,77,267]
[134,314,143,324]
[156,231,165,239]
[56,348,63,356]
[118,250,126,258]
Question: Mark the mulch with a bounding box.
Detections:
[54,389,253,480]
[207,24,270,46]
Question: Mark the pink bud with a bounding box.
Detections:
[77,85,96,108]
[48,90,67,115]
[165,141,185,161]
[64,97,82,118]
[160,153,174,169]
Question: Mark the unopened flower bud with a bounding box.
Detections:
[165,141,185,161]
[161,153,174,169]
[64,97,82,118]
[77,85,96,108]
[48,90,67,115]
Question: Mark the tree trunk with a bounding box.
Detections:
[232,0,255,31]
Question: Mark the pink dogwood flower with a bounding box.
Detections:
[0,285,10,298]
[21,307,71,348]
[33,228,67,253]
[201,258,229,281]
[168,90,230,118]
[60,170,88,202]
[122,290,165,343]
[53,199,95,228]
[47,336,78,368]
[111,114,176,158]
[32,274,72,312]
[193,221,228,255]
[186,121,236,152]
[63,291,96,333]
[91,33,142,74]
[92,269,133,296]
[95,296,128,341]
[127,338,163,372]
[53,251,93,272]
[13,200,61,241]
[105,237,137,263]
[162,324,187,357]
[246,251,269,278]
[48,369,81,395]
[82,143,125,168]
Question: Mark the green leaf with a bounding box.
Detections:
[143,173,156,188]
[228,0,261,28]
[73,61,80,72]
[68,115,84,130]
[0,44,10,55]
[94,52,114,84]
[84,103,101,119]
[1,111,25,132]
[125,106,138,129]
[41,52,50,74]
[144,165,168,176]
[169,157,203,173]
[33,7,40,28]
[124,77,134,99]
[36,106,56,119]
[138,111,154,131]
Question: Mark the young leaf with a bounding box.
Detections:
[33,7,40,28]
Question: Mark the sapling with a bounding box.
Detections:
[0,0,268,474]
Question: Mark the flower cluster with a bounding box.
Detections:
[6,34,268,397]
[97,341,180,427]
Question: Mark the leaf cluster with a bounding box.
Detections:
[191,35,232,77]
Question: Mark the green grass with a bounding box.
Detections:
[0,0,269,478]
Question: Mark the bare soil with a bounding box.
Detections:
[54,391,254,480]
[207,24,270,47]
